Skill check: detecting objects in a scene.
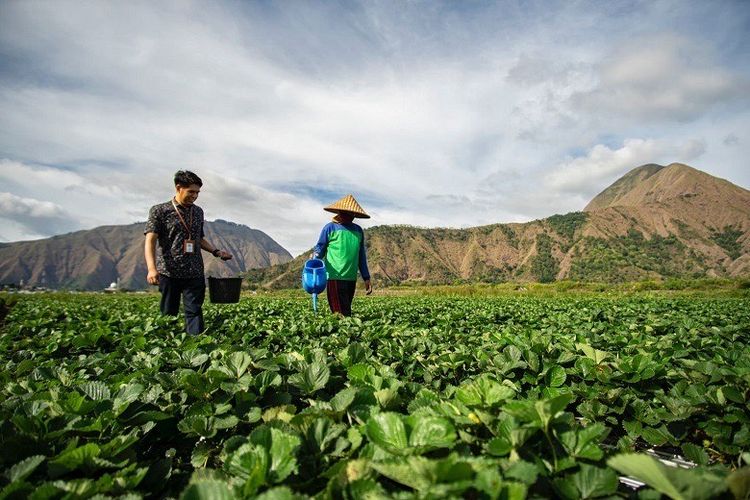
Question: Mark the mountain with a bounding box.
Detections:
[249,163,750,288]
[0,220,292,290]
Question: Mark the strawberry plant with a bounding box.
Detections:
[0,293,749,498]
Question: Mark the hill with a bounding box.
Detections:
[249,163,750,288]
[0,220,292,290]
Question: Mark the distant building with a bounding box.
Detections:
[103,278,120,293]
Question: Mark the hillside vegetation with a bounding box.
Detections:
[250,163,749,289]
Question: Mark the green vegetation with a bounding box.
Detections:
[570,229,696,282]
[499,224,518,248]
[2,292,749,498]
[388,278,750,297]
[711,225,744,260]
[530,233,559,283]
[546,212,589,242]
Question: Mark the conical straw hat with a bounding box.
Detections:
[324,194,370,219]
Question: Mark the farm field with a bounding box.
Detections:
[1,292,749,499]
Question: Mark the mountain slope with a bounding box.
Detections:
[250,163,750,288]
[0,220,292,290]
[585,163,750,230]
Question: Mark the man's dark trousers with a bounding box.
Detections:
[158,274,205,334]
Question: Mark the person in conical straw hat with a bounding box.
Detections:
[312,194,372,316]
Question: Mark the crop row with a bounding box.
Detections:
[0,293,749,498]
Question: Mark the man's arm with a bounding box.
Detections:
[359,230,372,295]
[201,239,232,260]
[312,224,332,258]
[145,232,160,285]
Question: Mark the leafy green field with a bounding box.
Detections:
[1,293,749,499]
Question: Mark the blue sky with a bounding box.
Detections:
[1,0,748,256]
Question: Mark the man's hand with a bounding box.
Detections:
[144,233,159,285]
[364,279,372,295]
[147,270,159,285]
[218,250,233,261]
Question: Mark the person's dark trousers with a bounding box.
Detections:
[158,274,206,334]
[326,279,356,316]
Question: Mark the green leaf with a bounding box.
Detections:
[608,453,727,500]
[558,423,607,461]
[288,362,330,394]
[371,457,432,491]
[255,371,282,396]
[503,482,528,500]
[680,443,709,466]
[572,464,618,498]
[347,364,377,384]
[80,381,111,401]
[297,416,346,456]
[180,479,234,500]
[727,465,750,500]
[225,351,254,379]
[214,415,240,431]
[347,428,363,452]
[113,383,144,414]
[338,343,368,367]
[374,387,400,409]
[5,455,45,483]
[192,441,214,468]
[514,393,572,430]
[405,415,456,450]
[250,427,301,483]
[576,343,609,364]
[623,419,642,437]
[574,357,596,378]
[552,475,579,500]
[262,405,296,423]
[255,486,306,500]
[333,478,387,499]
[0,480,35,499]
[456,375,515,407]
[224,443,268,494]
[546,366,567,387]
[330,387,357,413]
[370,456,473,492]
[641,425,673,446]
[486,436,512,456]
[178,416,218,438]
[366,412,409,456]
[505,461,539,485]
[48,443,101,478]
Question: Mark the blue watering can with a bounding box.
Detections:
[302,258,327,312]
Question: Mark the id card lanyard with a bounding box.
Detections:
[172,199,195,254]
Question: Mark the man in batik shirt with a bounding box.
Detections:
[144,170,232,333]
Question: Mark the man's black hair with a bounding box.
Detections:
[174,170,203,187]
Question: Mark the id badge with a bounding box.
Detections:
[183,240,195,254]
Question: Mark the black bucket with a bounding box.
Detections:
[208,277,243,304]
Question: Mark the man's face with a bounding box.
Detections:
[175,184,201,205]
[337,212,354,224]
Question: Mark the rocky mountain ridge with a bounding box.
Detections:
[249,163,750,288]
[0,220,292,290]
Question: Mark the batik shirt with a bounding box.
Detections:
[313,221,370,281]
[144,200,205,278]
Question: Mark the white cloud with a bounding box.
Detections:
[0,191,77,238]
[545,138,708,195]
[0,192,66,218]
[571,35,749,122]
[0,1,748,254]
